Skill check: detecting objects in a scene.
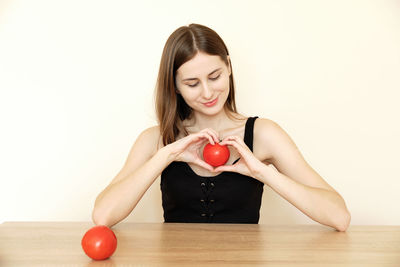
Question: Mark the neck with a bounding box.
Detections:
[188,108,237,134]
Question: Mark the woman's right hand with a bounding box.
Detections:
[166,128,219,172]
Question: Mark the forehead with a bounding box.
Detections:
[176,52,225,78]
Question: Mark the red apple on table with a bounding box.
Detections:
[81,225,117,260]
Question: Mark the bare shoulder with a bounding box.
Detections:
[132,125,163,157]
[109,125,162,185]
[254,117,336,191]
[254,117,291,141]
[254,117,299,158]
[253,117,283,162]
[254,117,280,131]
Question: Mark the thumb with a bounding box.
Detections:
[194,159,215,172]
[213,165,235,173]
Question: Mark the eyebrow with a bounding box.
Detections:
[181,68,222,82]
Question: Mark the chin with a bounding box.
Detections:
[201,105,225,116]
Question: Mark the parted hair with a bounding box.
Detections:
[155,23,239,146]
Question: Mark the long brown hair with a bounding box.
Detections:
[155,23,239,146]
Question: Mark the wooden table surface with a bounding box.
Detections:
[0,222,399,266]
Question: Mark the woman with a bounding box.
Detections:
[92,23,351,231]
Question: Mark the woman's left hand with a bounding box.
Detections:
[212,135,264,178]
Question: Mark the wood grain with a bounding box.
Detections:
[0,222,399,266]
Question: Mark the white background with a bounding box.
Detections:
[1,0,399,225]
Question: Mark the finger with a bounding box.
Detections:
[203,132,216,145]
[201,128,219,144]
[232,136,247,147]
[198,138,209,146]
[181,132,215,149]
[194,158,215,172]
[207,128,220,143]
[220,139,242,150]
[219,138,231,146]
[222,135,245,145]
[194,140,207,151]
[223,137,250,151]
[214,165,235,173]
[196,132,215,145]
[219,140,229,146]
[180,135,197,149]
[220,136,237,145]
[206,133,215,145]
[221,140,251,159]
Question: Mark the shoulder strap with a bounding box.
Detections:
[244,116,259,152]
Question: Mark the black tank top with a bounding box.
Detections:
[160,116,263,223]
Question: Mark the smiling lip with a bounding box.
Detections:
[203,97,218,107]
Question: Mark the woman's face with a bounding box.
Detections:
[175,52,231,116]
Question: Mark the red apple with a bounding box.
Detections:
[81,225,117,260]
[203,143,230,167]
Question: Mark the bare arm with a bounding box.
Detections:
[92,126,219,228]
[255,119,351,231]
[214,119,351,232]
[256,164,350,231]
[92,127,172,227]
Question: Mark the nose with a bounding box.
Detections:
[201,81,213,100]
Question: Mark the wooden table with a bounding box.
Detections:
[0,222,399,266]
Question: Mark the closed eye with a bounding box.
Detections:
[188,83,199,88]
[210,74,221,81]
[186,74,221,87]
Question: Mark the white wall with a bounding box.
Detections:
[1,0,399,225]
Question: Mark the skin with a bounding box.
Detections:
[92,51,351,231]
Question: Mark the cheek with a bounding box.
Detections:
[217,76,229,89]
[180,89,200,103]
[216,76,230,91]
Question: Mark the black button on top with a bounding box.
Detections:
[200,182,206,187]
[200,199,205,202]
[210,182,215,187]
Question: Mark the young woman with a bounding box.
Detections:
[92,23,351,231]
